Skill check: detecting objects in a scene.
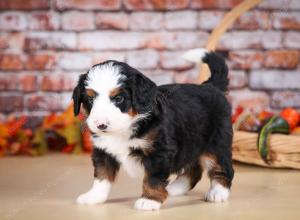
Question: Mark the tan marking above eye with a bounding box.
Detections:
[109,87,121,98]
[86,89,96,98]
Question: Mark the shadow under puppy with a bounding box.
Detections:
[72,49,234,211]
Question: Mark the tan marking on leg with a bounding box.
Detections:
[142,173,168,203]
[200,153,230,188]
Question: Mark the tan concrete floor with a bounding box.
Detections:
[0,154,300,220]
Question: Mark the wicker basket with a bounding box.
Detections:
[198,0,300,169]
[233,131,300,169]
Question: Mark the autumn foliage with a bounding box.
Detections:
[0,104,92,156]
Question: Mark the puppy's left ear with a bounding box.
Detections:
[131,73,157,113]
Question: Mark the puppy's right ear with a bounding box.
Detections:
[72,85,81,116]
[72,74,87,116]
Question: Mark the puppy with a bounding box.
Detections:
[72,49,234,211]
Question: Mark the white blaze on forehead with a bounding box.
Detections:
[85,61,132,134]
[86,61,125,94]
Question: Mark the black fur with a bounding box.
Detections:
[131,83,233,188]
[202,51,229,92]
[92,148,120,181]
[128,52,233,188]
[72,73,88,116]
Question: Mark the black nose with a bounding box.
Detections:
[97,124,108,130]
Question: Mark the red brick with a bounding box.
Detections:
[284,31,300,49]
[19,74,37,92]
[0,34,8,49]
[61,92,74,109]
[191,0,243,9]
[228,89,270,110]
[56,0,121,10]
[0,54,23,70]
[261,31,282,49]
[144,71,174,85]
[79,31,147,50]
[165,11,197,30]
[250,70,300,90]
[0,95,23,113]
[174,68,198,83]
[160,51,194,70]
[58,53,92,70]
[41,74,77,91]
[217,31,262,50]
[24,32,77,51]
[273,12,300,30]
[25,54,56,70]
[228,70,247,89]
[198,10,224,30]
[0,0,49,10]
[127,49,159,69]
[147,31,208,50]
[0,33,24,50]
[0,12,27,31]
[28,12,60,30]
[271,91,300,108]
[233,11,271,30]
[95,13,128,30]
[0,74,18,90]
[229,50,264,70]
[92,52,126,65]
[263,50,299,69]
[129,12,163,30]
[259,0,300,10]
[25,94,63,111]
[0,113,5,122]
[124,0,189,10]
[62,11,94,31]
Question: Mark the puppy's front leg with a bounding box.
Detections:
[134,173,168,211]
[77,148,120,205]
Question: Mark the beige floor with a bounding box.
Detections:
[0,154,300,220]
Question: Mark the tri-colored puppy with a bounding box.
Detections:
[72,49,234,211]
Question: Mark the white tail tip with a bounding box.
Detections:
[181,48,208,63]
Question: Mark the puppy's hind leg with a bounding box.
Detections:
[201,152,233,203]
[167,162,202,196]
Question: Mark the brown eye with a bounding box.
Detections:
[114,95,124,104]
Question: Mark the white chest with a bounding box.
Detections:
[92,134,147,178]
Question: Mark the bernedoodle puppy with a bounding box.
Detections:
[72,48,234,211]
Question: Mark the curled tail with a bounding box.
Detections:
[182,48,229,92]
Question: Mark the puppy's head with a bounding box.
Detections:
[72,60,157,134]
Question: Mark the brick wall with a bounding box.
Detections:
[0,0,299,127]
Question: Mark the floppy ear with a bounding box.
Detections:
[72,74,87,116]
[72,85,82,116]
[131,73,157,113]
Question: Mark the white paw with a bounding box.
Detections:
[205,182,230,203]
[166,176,190,196]
[76,190,107,205]
[76,179,111,205]
[134,198,161,211]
